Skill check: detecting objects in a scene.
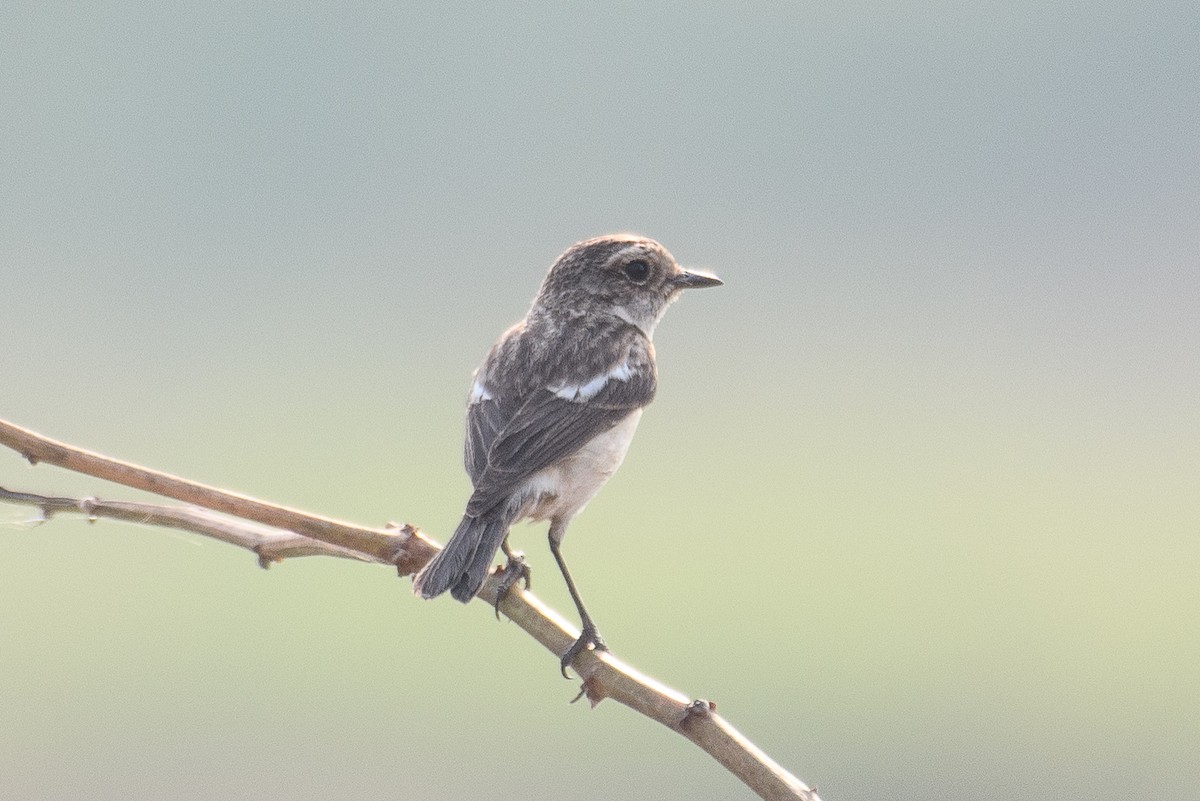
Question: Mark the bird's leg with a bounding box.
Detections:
[549,520,607,678]
[492,534,531,618]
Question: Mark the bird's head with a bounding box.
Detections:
[533,234,722,338]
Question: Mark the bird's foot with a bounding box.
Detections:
[560,623,607,678]
[492,551,531,619]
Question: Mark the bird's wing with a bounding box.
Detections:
[463,339,656,518]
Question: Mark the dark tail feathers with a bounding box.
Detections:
[412,513,510,603]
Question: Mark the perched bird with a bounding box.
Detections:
[412,234,722,675]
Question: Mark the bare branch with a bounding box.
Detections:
[0,487,380,567]
[1,417,821,801]
[0,418,434,569]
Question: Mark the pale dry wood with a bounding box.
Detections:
[0,417,820,801]
[0,487,382,567]
[0,419,431,569]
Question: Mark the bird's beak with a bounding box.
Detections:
[672,269,723,289]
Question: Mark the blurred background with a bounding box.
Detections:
[2,3,1197,800]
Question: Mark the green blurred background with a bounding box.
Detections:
[2,3,1197,799]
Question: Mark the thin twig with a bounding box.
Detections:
[0,419,430,568]
[0,417,820,801]
[0,487,380,567]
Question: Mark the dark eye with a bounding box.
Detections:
[623,259,651,283]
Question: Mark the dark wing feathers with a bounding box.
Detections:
[464,393,511,482]
[463,340,655,518]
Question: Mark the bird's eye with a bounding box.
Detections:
[623,259,651,284]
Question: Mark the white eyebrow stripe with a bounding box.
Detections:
[549,358,634,402]
[469,378,493,402]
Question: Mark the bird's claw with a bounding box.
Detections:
[559,623,607,678]
[492,551,531,618]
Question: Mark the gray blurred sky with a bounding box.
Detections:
[4,3,1196,395]
[5,4,1195,266]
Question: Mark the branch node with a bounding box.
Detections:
[678,698,716,731]
[254,546,280,570]
[387,522,438,577]
[569,674,607,708]
[79,496,100,523]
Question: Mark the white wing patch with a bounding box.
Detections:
[550,358,635,402]
[469,378,493,402]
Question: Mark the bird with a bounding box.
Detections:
[412,234,722,675]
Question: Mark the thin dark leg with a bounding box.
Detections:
[549,520,606,677]
[492,535,530,619]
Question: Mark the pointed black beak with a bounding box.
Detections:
[672,269,723,289]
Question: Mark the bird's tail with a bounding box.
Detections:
[412,512,511,603]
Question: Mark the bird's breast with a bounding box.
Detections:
[519,409,643,525]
